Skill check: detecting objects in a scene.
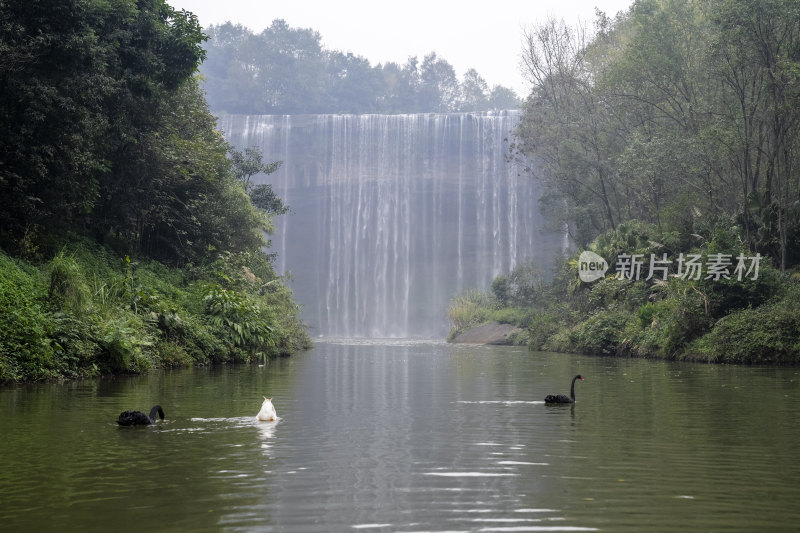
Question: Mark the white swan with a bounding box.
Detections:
[256,397,277,422]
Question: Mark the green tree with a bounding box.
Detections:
[0,0,206,257]
[229,146,288,216]
[202,22,261,113]
[325,51,384,113]
[460,68,490,111]
[418,52,460,112]
[517,18,624,245]
[376,60,419,112]
[256,19,327,113]
[122,77,270,264]
[710,0,800,269]
[1,0,114,251]
[488,85,521,109]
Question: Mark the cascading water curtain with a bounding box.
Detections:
[219,112,564,338]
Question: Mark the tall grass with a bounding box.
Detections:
[447,289,496,336]
[48,251,88,313]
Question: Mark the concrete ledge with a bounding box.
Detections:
[450,322,523,345]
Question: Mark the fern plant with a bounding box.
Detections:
[202,284,274,359]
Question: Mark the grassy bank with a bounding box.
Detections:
[447,219,800,365]
[0,240,311,383]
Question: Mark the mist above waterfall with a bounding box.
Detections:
[220,112,564,338]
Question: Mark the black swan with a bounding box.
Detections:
[544,375,584,404]
[117,405,165,426]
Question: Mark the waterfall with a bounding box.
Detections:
[219,112,563,338]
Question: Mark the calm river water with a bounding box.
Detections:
[1,340,799,532]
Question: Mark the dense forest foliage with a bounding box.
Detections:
[200,20,521,114]
[0,0,310,382]
[449,0,800,364]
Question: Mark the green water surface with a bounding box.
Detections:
[1,340,798,532]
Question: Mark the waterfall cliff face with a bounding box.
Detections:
[219,112,562,338]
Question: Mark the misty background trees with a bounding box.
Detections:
[200,20,521,114]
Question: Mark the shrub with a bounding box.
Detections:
[623,279,712,358]
[587,278,649,312]
[688,288,800,364]
[262,282,312,355]
[546,326,575,352]
[48,312,101,378]
[702,261,782,319]
[569,309,630,355]
[203,284,274,359]
[491,262,543,307]
[177,313,230,363]
[446,289,497,339]
[0,252,55,382]
[97,312,155,372]
[527,312,562,351]
[490,307,534,327]
[156,339,192,367]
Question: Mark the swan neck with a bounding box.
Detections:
[149,405,164,421]
[570,376,578,399]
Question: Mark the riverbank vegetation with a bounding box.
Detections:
[0,242,310,382]
[0,0,310,382]
[448,219,800,364]
[449,0,800,364]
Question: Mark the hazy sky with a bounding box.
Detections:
[168,0,633,96]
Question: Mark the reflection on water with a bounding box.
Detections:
[1,342,799,532]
